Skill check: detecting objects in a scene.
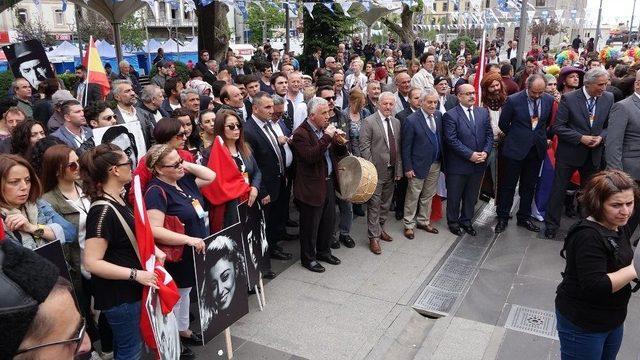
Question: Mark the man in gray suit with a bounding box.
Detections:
[544,68,614,238]
[606,70,640,234]
[360,92,403,254]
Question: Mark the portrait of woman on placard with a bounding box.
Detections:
[198,233,248,340]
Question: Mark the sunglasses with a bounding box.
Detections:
[175,132,187,139]
[15,318,86,357]
[162,158,184,169]
[323,96,336,102]
[102,115,116,121]
[225,123,242,131]
[67,161,79,171]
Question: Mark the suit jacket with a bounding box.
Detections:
[244,116,286,201]
[498,90,554,161]
[160,98,177,117]
[395,107,415,126]
[502,76,520,96]
[392,92,411,116]
[402,110,443,179]
[605,93,640,179]
[195,62,208,77]
[113,106,154,150]
[360,111,403,179]
[290,121,347,207]
[51,125,94,150]
[307,56,324,73]
[438,94,459,112]
[244,99,253,120]
[442,105,494,175]
[72,82,102,106]
[553,88,614,168]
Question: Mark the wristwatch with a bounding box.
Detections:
[33,224,45,239]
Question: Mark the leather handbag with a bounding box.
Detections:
[145,185,185,262]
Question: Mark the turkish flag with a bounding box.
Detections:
[132,176,180,352]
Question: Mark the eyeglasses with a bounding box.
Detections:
[460,91,476,96]
[15,318,86,357]
[102,115,116,121]
[175,132,187,139]
[114,160,133,168]
[225,123,242,131]
[67,161,79,171]
[323,96,336,102]
[162,158,184,169]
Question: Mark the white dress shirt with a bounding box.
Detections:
[378,110,395,147]
[117,105,138,123]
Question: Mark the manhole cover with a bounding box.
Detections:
[451,244,486,262]
[412,286,458,317]
[430,272,468,293]
[504,305,558,340]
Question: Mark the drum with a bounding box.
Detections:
[336,156,378,204]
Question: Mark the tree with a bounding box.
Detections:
[120,13,146,49]
[449,36,477,56]
[198,2,229,63]
[13,11,55,47]
[302,2,355,73]
[380,0,424,50]
[247,2,285,45]
[77,9,113,43]
[529,19,563,46]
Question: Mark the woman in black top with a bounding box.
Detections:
[81,144,161,360]
[555,170,638,360]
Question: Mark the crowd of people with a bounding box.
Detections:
[1,32,640,360]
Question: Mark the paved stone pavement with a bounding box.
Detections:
[192,200,640,359]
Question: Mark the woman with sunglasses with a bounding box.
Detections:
[173,107,202,157]
[82,143,161,360]
[144,144,215,357]
[201,110,261,231]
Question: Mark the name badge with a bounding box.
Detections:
[531,116,539,130]
[192,199,206,219]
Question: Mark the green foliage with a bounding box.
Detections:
[450,36,477,56]
[13,11,56,47]
[0,71,14,99]
[120,13,146,49]
[58,73,78,91]
[247,2,285,45]
[149,61,190,84]
[302,2,356,73]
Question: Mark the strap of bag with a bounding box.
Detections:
[91,200,141,263]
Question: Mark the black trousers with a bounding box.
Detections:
[544,157,598,231]
[263,176,287,270]
[445,172,484,226]
[393,176,408,215]
[296,177,335,265]
[626,180,640,242]
[497,147,542,221]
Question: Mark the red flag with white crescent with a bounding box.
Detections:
[474,28,487,106]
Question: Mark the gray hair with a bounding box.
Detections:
[141,84,162,103]
[419,88,439,101]
[118,60,130,68]
[11,78,27,90]
[206,59,217,65]
[179,88,199,105]
[526,73,547,88]
[271,94,285,106]
[307,97,329,115]
[584,67,609,85]
[111,79,132,97]
[252,91,272,106]
[325,56,335,64]
[378,91,396,103]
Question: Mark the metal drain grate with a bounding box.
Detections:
[412,286,458,317]
[430,272,469,293]
[451,244,486,262]
[504,305,558,340]
[440,259,477,278]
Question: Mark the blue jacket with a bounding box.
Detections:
[4,199,77,248]
[51,125,94,150]
[443,105,494,175]
[402,109,443,179]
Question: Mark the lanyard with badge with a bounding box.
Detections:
[177,187,206,219]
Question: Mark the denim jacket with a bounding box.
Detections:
[4,199,77,249]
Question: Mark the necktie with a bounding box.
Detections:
[467,108,475,128]
[532,98,539,118]
[428,115,436,133]
[385,118,397,165]
[587,97,596,127]
[264,123,284,174]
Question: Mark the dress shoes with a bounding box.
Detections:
[317,254,341,265]
[180,332,203,346]
[380,230,393,242]
[544,228,557,239]
[339,234,356,248]
[404,228,415,239]
[262,270,277,279]
[330,240,341,249]
[303,261,325,273]
[353,204,365,217]
[460,224,477,236]
[494,219,508,233]
[417,223,439,234]
[369,239,382,254]
[286,219,299,227]
[270,249,292,260]
[517,219,540,232]
[180,343,195,359]
[449,226,464,236]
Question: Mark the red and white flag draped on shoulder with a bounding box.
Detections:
[474,28,487,106]
[132,176,180,353]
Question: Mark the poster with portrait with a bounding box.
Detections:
[236,201,268,289]
[193,223,249,344]
[92,121,146,169]
[145,289,181,360]
[34,240,72,282]
[2,39,55,90]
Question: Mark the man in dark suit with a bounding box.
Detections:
[402,89,443,239]
[544,68,614,238]
[195,49,210,76]
[307,47,324,74]
[244,92,292,278]
[241,75,261,121]
[395,87,422,125]
[495,75,554,233]
[73,65,102,106]
[290,97,347,272]
[160,77,183,117]
[442,84,494,236]
[434,76,459,114]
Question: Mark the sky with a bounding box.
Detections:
[586,0,637,27]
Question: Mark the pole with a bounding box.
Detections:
[445,0,450,43]
[285,1,290,53]
[262,19,267,44]
[595,0,603,49]
[112,23,123,63]
[191,10,195,37]
[144,11,151,75]
[631,0,637,44]
[75,7,83,60]
[516,0,528,70]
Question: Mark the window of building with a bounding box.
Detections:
[184,10,190,20]
[442,2,448,11]
[535,0,545,6]
[54,9,64,25]
[466,1,471,9]
[454,3,459,10]
[16,8,27,24]
[433,2,437,11]
[485,0,490,8]
[171,9,177,19]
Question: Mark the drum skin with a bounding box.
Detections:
[336,156,378,204]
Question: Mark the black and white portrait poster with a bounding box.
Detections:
[145,289,180,360]
[34,240,71,282]
[236,201,268,289]
[2,39,55,90]
[92,122,146,169]
[194,223,249,344]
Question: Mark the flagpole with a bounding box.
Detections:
[84,36,92,107]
